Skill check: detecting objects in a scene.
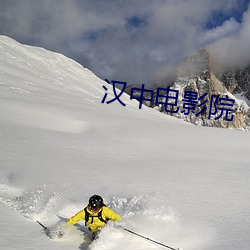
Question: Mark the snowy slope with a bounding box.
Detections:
[0,36,250,250]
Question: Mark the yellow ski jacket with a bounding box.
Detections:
[67,206,121,233]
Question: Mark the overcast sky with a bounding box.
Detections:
[0,0,249,86]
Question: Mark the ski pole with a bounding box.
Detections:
[37,220,48,231]
[122,227,180,250]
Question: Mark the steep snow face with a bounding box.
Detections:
[0,36,250,250]
[0,35,142,134]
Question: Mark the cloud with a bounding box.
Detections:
[209,3,250,69]
[200,18,240,45]
[0,0,249,86]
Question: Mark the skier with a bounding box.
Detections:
[66,194,121,239]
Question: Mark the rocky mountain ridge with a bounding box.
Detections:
[126,49,250,130]
[217,66,250,100]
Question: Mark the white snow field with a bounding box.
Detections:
[0,35,249,250]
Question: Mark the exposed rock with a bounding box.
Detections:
[216,66,250,100]
[170,49,250,129]
[129,48,250,130]
[233,112,244,129]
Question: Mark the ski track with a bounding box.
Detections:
[0,180,212,250]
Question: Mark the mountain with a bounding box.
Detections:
[173,49,250,129]
[216,65,250,100]
[132,49,250,130]
[0,36,250,250]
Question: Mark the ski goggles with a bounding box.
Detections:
[89,205,101,212]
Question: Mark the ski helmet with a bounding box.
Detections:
[89,195,104,210]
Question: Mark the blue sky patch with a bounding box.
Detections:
[126,15,148,28]
[206,0,249,29]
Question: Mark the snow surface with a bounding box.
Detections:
[0,35,250,250]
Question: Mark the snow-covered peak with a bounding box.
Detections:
[177,49,210,78]
[0,35,107,101]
